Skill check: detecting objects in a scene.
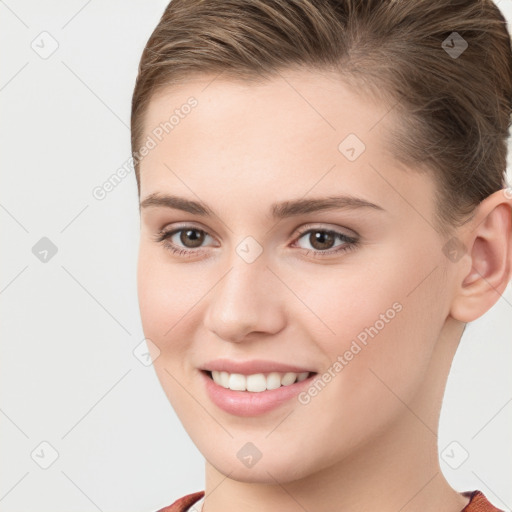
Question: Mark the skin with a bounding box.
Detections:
[136,68,512,512]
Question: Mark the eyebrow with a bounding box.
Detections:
[140,193,385,218]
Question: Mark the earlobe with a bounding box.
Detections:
[449,189,512,323]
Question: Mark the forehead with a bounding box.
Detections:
[138,68,436,223]
[142,68,392,153]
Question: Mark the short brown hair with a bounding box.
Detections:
[131,0,512,233]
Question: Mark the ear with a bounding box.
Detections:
[449,188,512,323]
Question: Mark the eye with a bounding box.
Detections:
[293,226,358,257]
[153,226,217,257]
[153,224,359,259]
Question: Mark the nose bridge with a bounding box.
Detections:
[219,234,271,302]
[229,247,269,299]
[218,246,272,315]
[204,240,284,341]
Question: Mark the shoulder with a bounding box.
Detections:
[151,489,502,512]
[154,491,205,512]
[462,490,504,512]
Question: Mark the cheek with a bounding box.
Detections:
[137,247,204,406]
[137,246,201,343]
[308,244,447,422]
[134,237,449,480]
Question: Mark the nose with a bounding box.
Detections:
[202,252,286,343]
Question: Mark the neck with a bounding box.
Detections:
[203,318,470,512]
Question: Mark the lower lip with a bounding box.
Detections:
[200,370,317,417]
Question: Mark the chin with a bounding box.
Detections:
[203,442,328,484]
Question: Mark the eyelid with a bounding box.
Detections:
[154,222,360,257]
[156,222,219,242]
[291,222,359,240]
[156,221,358,242]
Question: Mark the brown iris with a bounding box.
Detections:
[180,229,205,248]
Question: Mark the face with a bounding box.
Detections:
[137,68,456,483]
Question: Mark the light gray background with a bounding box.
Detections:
[1,1,511,511]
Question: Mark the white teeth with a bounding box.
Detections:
[266,372,282,390]
[219,371,229,388]
[246,373,267,392]
[281,372,297,386]
[210,370,311,392]
[296,372,309,382]
[228,373,246,391]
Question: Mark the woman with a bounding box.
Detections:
[131,1,512,510]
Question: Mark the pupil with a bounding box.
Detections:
[311,231,334,250]
[181,229,204,248]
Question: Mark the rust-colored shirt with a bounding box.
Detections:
[155,489,503,512]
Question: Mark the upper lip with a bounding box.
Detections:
[200,358,316,375]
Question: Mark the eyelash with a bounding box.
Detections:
[153,224,359,259]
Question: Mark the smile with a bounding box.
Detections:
[208,370,312,392]
[200,369,318,417]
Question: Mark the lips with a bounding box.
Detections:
[200,358,316,375]
[200,368,318,416]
